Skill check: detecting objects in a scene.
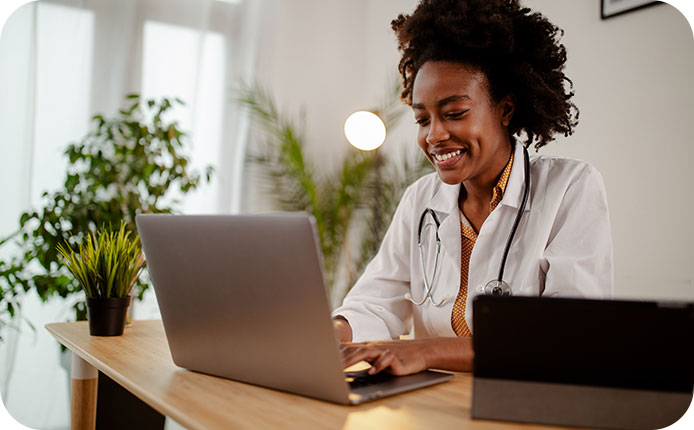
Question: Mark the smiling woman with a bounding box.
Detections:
[331,0,613,376]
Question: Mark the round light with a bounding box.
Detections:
[344,111,386,151]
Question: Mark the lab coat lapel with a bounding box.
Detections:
[425,182,462,276]
[501,143,532,211]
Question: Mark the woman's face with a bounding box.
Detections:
[412,61,514,186]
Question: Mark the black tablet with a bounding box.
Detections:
[472,295,694,429]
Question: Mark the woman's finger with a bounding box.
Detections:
[343,347,381,364]
[368,349,396,374]
[341,346,384,368]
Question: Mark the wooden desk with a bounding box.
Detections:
[46,320,569,430]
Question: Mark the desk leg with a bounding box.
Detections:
[70,354,98,430]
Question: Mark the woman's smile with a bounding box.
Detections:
[431,148,467,169]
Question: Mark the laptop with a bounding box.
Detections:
[472,295,694,429]
[136,213,453,405]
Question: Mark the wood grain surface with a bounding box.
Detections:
[46,320,571,430]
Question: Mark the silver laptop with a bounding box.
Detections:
[136,213,453,405]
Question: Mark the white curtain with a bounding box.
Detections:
[0,0,262,428]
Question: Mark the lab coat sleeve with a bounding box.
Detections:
[332,185,416,342]
[541,164,614,298]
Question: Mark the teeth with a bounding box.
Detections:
[434,149,462,162]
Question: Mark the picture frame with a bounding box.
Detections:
[601,0,663,20]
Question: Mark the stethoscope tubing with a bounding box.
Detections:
[496,146,530,282]
[413,208,448,307]
[410,145,531,306]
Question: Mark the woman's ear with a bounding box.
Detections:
[500,94,515,127]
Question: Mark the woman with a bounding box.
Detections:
[332,0,613,376]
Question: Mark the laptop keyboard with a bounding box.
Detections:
[345,369,397,389]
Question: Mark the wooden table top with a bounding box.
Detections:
[46,320,570,430]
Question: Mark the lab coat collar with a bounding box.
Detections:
[426,141,531,216]
[425,181,462,286]
[427,181,460,220]
[500,141,532,211]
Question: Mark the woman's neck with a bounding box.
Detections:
[459,143,513,231]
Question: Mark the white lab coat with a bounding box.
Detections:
[333,143,613,342]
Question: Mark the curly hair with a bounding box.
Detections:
[391,0,578,150]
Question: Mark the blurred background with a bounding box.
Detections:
[0,0,692,428]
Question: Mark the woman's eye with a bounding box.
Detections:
[415,118,429,126]
[445,111,467,119]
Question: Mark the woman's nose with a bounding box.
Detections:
[426,119,450,145]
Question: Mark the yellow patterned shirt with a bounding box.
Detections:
[451,152,514,336]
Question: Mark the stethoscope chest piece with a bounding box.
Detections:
[484,279,513,296]
[409,145,529,306]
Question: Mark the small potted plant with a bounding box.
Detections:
[57,223,145,336]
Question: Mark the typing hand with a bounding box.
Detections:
[340,340,429,376]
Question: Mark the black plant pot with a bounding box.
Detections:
[86,296,131,336]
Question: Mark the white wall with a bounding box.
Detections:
[245,0,419,212]
[249,0,694,301]
[524,0,694,301]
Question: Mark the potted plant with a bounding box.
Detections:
[56,223,145,336]
[0,94,212,339]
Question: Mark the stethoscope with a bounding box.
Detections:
[405,145,531,307]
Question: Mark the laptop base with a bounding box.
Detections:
[472,377,692,430]
[347,370,454,405]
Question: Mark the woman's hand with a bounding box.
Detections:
[341,340,429,375]
[340,337,474,376]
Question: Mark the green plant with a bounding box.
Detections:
[0,94,212,335]
[238,82,432,302]
[57,223,145,299]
